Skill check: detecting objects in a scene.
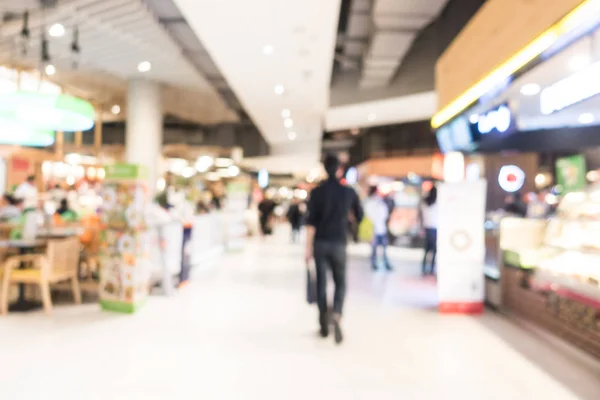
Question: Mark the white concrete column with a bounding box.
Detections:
[125,79,162,193]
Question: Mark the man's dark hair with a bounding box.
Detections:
[323,153,340,178]
[26,175,35,183]
[424,186,437,207]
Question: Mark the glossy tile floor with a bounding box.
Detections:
[0,228,599,399]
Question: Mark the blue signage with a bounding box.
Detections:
[475,104,513,135]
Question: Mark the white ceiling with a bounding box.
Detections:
[0,0,236,124]
[325,91,437,132]
[359,0,448,89]
[173,0,342,172]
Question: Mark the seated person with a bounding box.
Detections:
[0,194,22,221]
[54,199,78,224]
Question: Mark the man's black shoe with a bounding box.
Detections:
[333,319,343,345]
[319,326,329,338]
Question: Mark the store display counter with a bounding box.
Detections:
[190,212,225,267]
[502,262,600,359]
[500,191,600,360]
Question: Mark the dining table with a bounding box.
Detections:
[36,226,85,239]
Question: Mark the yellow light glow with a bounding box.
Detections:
[431,0,600,129]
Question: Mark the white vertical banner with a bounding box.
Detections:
[437,180,487,314]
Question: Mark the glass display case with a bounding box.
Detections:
[532,189,600,303]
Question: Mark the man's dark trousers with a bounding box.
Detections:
[313,240,347,328]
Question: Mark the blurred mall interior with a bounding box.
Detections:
[0,0,600,398]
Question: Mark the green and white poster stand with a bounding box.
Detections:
[99,164,150,313]
[225,179,250,252]
[556,155,586,194]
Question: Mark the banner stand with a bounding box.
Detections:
[437,180,487,314]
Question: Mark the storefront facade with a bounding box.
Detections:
[434,0,600,358]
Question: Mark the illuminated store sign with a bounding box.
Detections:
[498,165,525,193]
[0,91,95,132]
[258,169,269,188]
[0,120,54,146]
[345,167,358,185]
[540,61,600,115]
[476,105,512,134]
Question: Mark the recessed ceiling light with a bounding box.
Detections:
[569,55,591,71]
[274,84,285,95]
[288,131,297,140]
[45,64,56,76]
[368,113,376,122]
[579,113,595,124]
[284,118,294,128]
[137,61,151,73]
[520,83,541,96]
[263,44,274,55]
[111,105,121,115]
[49,23,65,38]
[281,109,291,118]
[350,128,359,135]
[228,165,240,177]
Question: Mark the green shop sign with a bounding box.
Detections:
[0,91,95,132]
[0,119,54,146]
[556,155,586,194]
[104,164,148,180]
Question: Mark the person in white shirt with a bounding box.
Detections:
[14,175,38,210]
[365,186,393,271]
[420,186,438,276]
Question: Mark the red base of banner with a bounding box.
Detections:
[439,302,484,314]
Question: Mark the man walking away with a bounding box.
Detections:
[305,154,363,344]
[365,186,393,271]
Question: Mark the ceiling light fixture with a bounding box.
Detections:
[578,112,595,124]
[181,166,196,179]
[45,64,56,76]
[137,61,151,73]
[262,44,274,55]
[520,83,541,96]
[49,23,65,38]
[111,105,121,115]
[215,157,233,168]
[284,118,293,128]
[19,11,30,56]
[195,155,214,172]
[228,165,240,177]
[274,84,285,95]
[41,32,55,76]
[281,109,291,118]
[71,25,80,69]
[288,131,297,140]
[368,113,376,122]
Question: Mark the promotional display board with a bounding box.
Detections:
[556,154,586,194]
[225,179,249,251]
[190,213,225,266]
[437,180,487,314]
[99,164,150,313]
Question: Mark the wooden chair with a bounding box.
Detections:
[0,237,82,315]
[0,223,17,262]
